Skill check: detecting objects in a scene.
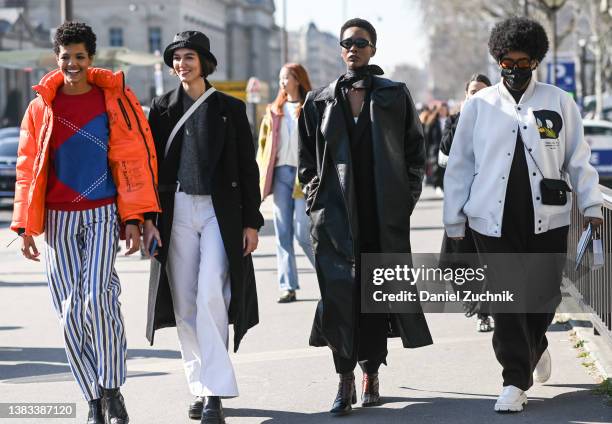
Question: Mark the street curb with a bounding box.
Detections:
[555,310,612,381]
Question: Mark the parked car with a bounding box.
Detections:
[584,120,612,184]
[0,126,19,140]
[0,136,18,198]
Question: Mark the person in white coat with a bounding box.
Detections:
[443,17,603,413]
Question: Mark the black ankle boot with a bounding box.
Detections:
[189,396,204,420]
[87,399,103,424]
[330,372,356,416]
[201,396,225,424]
[101,388,129,424]
[361,372,381,407]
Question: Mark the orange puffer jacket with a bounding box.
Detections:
[11,67,161,236]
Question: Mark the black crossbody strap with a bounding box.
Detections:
[519,133,546,178]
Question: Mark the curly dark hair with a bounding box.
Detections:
[488,17,548,62]
[340,18,377,46]
[53,22,97,56]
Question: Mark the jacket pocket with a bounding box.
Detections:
[117,99,132,130]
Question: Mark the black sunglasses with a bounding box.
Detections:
[340,37,374,49]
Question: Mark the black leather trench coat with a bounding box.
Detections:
[145,85,263,352]
[298,76,433,359]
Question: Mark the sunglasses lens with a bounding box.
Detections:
[500,59,513,69]
[517,59,531,69]
[354,39,369,48]
[340,39,352,49]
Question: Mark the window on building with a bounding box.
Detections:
[148,27,162,53]
[109,28,123,47]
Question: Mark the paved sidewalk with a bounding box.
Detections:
[0,188,610,423]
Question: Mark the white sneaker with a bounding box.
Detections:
[534,349,551,383]
[435,187,444,198]
[494,385,527,412]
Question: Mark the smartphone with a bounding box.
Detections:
[149,238,158,257]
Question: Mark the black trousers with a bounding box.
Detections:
[472,225,568,391]
[332,312,388,374]
[333,237,388,375]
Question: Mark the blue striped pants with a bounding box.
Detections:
[44,204,127,401]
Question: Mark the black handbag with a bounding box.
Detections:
[522,141,572,206]
[540,178,571,205]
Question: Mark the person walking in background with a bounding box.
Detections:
[299,18,432,416]
[438,74,491,170]
[257,63,315,303]
[443,17,602,413]
[424,102,449,197]
[12,22,160,424]
[145,31,263,424]
[438,73,494,332]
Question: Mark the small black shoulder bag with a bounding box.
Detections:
[522,142,572,206]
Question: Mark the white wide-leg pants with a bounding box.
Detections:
[166,192,238,397]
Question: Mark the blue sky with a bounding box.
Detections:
[273,0,427,71]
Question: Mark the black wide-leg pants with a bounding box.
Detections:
[472,226,568,391]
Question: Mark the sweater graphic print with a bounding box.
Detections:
[46,86,117,210]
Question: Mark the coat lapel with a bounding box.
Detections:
[207,92,226,175]
[163,87,184,160]
[317,80,352,196]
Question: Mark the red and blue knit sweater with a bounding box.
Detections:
[46,86,117,210]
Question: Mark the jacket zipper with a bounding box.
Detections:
[120,74,160,208]
[117,99,132,130]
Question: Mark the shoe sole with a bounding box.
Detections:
[494,398,527,413]
[362,400,381,407]
[277,296,296,303]
[330,408,352,416]
[188,411,201,420]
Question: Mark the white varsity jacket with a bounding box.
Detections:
[443,77,603,238]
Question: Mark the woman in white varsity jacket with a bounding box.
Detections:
[443,17,603,413]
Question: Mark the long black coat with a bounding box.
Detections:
[426,117,444,187]
[298,76,433,359]
[145,85,264,352]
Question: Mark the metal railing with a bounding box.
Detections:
[565,185,612,344]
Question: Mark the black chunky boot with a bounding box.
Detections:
[87,399,103,424]
[201,396,225,424]
[100,388,129,424]
[330,372,357,416]
[361,373,381,407]
[189,396,204,420]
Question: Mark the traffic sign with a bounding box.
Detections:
[547,61,576,95]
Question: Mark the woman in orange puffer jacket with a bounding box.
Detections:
[11,22,160,424]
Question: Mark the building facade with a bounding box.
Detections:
[288,22,345,89]
[1,0,281,121]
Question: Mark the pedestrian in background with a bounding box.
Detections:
[12,22,161,423]
[443,17,602,413]
[145,31,263,424]
[299,17,432,416]
[424,102,449,197]
[257,63,315,303]
[438,73,494,332]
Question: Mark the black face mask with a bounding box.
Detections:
[501,67,532,90]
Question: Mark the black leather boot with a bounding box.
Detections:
[189,397,204,420]
[201,396,225,424]
[361,373,381,407]
[87,399,103,424]
[330,372,356,416]
[100,388,129,424]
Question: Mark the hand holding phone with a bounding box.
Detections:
[149,238,158,257]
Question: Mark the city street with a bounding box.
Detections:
[0,188,610,424]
